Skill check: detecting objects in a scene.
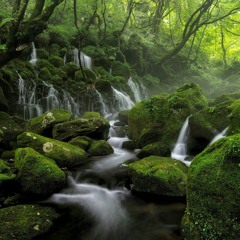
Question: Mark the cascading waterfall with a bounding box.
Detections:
[111,87,134,111]
[29,42,37,65]
[171,117,191,166]
[95,90,109,116]
[209,127,228,145]
[72,48,92,69]
[17,74,43,120]
[127,77,142,103]
[17,75,80,119]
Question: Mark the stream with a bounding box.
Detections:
[38,117,185,240]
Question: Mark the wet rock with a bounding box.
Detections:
[88,140,114,156]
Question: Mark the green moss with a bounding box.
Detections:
[88,140,114,156]
[111,61,131,78]
[0,159,16,184]
[128,83,207,148]
[82,111,101,118]
[68,136,91,150]
[17,132,88,169]
[26,109,72,137]
[62,62,79,79]
[15,148,66,195]
[52,117,110,141]
[227,99,240,135]
[48,55,64,67]
[137,142,171,158]
[128,156,188,196]
[182,134,240,239]
[0,204,59,240]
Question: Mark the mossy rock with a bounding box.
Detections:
[118,110,129,125]
[182,134,240,239]
[17,132,88,169]
[211,91,240,106]
[128,156,188,196]
[62,62,79,79]
[0,204,59,240]
[122,140,136,150]
[0,112,23,146]
[137,142,171,158]
[68,136,92,150]
[111,61,131,79]
[52,117,110,141]
[128,83,207,148]
[14,148,66,195]
[188,101,231,155]
[95,79,112,93]
[88,140,114,156]
[26,109,72,137]
[227,99,240,135]
[1,150,15,160]
[82,111,101,118]
[38,67,52,81]
[48,55,64,67]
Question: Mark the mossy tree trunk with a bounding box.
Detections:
[0,0,64,68]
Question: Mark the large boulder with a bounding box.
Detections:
[128,83,207,148]
[14,148,66,195]
[26,109,72,137]
[87,140,114,156]
[52,116,110,141]
[128,156,188,196]
[182,134,240,239]
[0,204,59,240]
[0,159,16,188]
[17,132,88,169]
[188,101,231,155]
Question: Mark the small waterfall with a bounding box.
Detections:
[95,90,109,116]
[210,127,228,145]
[127,77,142,103]
[72,48,92,69]
[62,91,80,118]
[171,117,191,166]
[112,87,134,111]
[29,42,37,65]
[17,74,42,120]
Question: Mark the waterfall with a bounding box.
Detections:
[29,42,37,65]
[17,74,43,120]
[127,77,142,103]
[96,90,109,116]
[171,117,191,166]
[209,127,228,145]
[72,48,92,69]
[112,87,134,111]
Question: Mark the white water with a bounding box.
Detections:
[17,74,43,119]
[127,77,142,103]
[96,90,109,116]
[171,117,191,166]
[29,42,37,65]
[209,127,228,145]
[49,177,129,240]
[72,48,92,69]
[112,87,134,111]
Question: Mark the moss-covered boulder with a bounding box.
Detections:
[128,156,188,196]
[14,148,66,195]
[0,204,59,240]
[182,134,240,239]
[52,116,110,141]
[88,140,114,156]
[26,109,72,137]
[137,142,171,158]
[82,111,101,118]
[68,136,92,150]
[17,132,88,169]
[0,111,23,146]
[118,110,129,125]
[188,101,231,155]
[128,83,207,148]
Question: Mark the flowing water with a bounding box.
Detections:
[40,118,185,240]
[209,127,228,145]
[29,42,37,65]
[171,117,191,166]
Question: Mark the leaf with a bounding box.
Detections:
[0,18,14,29]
